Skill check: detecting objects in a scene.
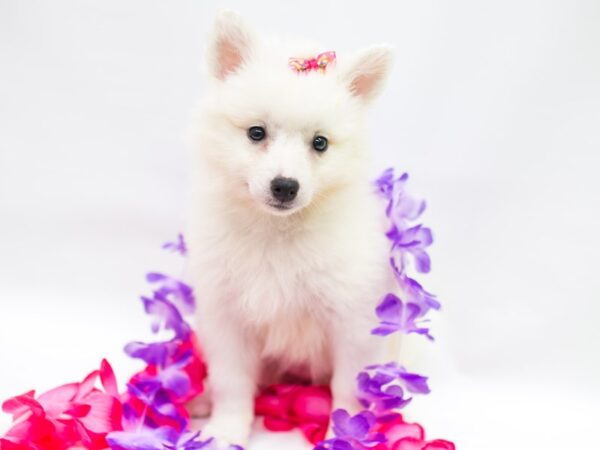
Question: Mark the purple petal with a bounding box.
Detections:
[411,248,431,273]
[399,372,431,394]
[316,439,354,450]
[127,381,161,405]
[374,168,395,199]
[371,324,399,336]
[399,276,441,313]
[397,225,426,246]
[331,440,354,450]
[162,233,188,256]
[157,364,191,398]
[374,294,402,323]
[141,295,190,339]
[177,432,223,450]
[383,170,427,227]
[146,273,195,315]
[346,414,371,438]
[106,426,177,450]
[362,432,387,447]
[331,409,351,437]
[150,389,189,430]
[124,340,178,367]
[371,372,394,386]
[405,302,422,323]
[372,295,434,338]
[392,195,426,224]
[364,362,430,395]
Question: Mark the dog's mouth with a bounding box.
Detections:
[264,200,298,215]
[267,202,294,211]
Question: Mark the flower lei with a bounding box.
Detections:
[0,169,454,450]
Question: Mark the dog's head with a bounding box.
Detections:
[196,11,393,217]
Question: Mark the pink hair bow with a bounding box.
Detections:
[288,51,336,73]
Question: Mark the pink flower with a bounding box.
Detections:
[374,414,455,450]
[255,384,332,444]
[0,360,122,450]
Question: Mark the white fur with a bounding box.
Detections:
[187,11,395,446]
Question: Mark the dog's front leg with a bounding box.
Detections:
[330,316,387,414]
[196,307,258,446]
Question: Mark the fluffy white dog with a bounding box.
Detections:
[188,11,396,446]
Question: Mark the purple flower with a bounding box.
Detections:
[162,233,188,256]
[374,168,396,198]
[389,258,440,315]
[356,371,412,412]
[363,362,430,396]
[398,274,440,314]
[124,340,180,367]
[371,294,433,340]
[316,410,386,450]
[374,169,433,274]
[141,295,190,339]
[146,273,195,316]
[389,224,433,274]
[151,353,193,398]
[374,169,426,230]
[127,380,162,406]
[126,381,188,431]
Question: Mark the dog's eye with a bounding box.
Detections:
[313,136,328,152]
[248,126,266,142]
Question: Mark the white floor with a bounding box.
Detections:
[1,274,598,449]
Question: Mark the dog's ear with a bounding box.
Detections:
[207,11,255,81]
[341,45,394,104]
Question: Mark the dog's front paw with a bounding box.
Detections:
[186,392,212,418]
[202,413,252,448]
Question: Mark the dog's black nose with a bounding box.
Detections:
[271,177,299,203]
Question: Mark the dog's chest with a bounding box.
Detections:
[229,227,334,319]
[219,227,338,378]
[213,207,389,323]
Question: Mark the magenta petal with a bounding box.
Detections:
[99,359,119,397]
[37,383,79,417]
[77,370,100,399]
[64,404,91,418]
[77,391,121,434]
[2,391,44,419]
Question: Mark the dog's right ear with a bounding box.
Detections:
[207,11,255,81]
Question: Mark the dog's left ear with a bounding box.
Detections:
[207,11,256,81]
[340,45,394,104]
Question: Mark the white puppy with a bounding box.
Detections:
[188,11,396,446]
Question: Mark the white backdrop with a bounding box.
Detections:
[1,1,599,449]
